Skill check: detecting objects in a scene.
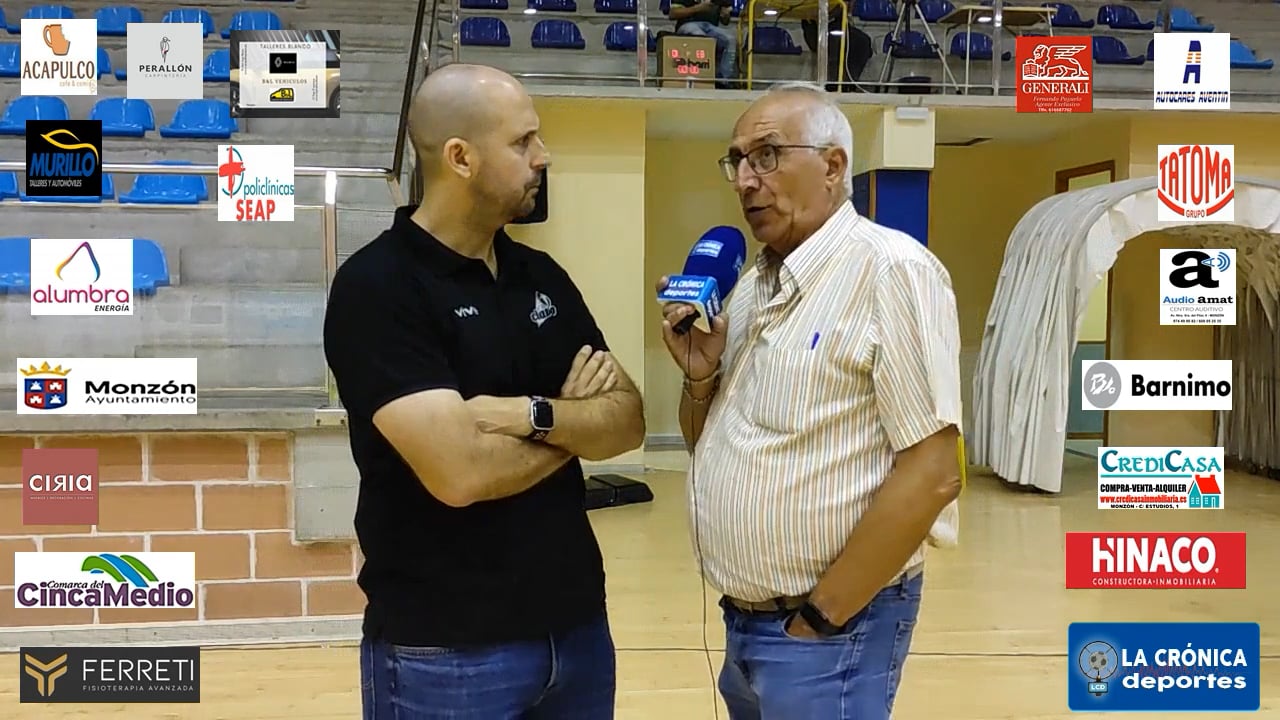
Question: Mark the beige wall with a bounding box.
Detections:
[1129,114,1280,180]
[1107,231,1217,448]
[508,99,648,464]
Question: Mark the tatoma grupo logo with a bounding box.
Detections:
[14,552,196,610]
[1065,532,1245,589]
[1068,622,1259,711]
[1097,447,1225,509]
[1015,36,1092,113]
[1157,144,1234,222]
[20,18,98,96]
[1081,359,1232,411]
[25,120,103,198]
[30,239,133,316]
[217,144,295,221]
[16,357,198,415]
[1160,249,1236,326]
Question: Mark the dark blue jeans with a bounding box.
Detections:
[718,572,924,720]
[360,613,616,719]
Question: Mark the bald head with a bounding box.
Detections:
[408,64,529,180]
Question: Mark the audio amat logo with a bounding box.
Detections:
[30,238,133,316]
[14,552,196,609]
[217,144,295,222]
[1159,248,1235,326]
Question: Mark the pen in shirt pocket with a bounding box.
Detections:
[809,332,820,350]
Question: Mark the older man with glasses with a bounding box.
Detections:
[655,82,964,719]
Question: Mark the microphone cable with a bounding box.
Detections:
[686,338,721,720]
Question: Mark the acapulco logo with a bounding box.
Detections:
[1157,145,1235,222]
[1064,532,1246,589]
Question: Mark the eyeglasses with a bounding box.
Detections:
[718,144,830,182]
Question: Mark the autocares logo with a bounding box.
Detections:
[13,552,196,609]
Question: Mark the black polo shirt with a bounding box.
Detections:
[322,206,609,648]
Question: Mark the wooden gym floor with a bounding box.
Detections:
[3,449,1278,718]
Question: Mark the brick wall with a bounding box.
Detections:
[0,433,364,628]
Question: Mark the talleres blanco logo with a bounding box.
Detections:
[16,357,198,415]
[1081,360,1232,411]
[1159,249,1235,326]
[20,18,98,96]
[1097,447,1225,510]
[13,552,195,610]
[1152,33,1230,110]
[217,144,296,222]
[1157,145,1234,222]
[29,239,133,316]
[126,22,204,100]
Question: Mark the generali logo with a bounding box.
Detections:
[1065,532,1246,589]
[1015,36,1093,113]
[1157,144,1235,222]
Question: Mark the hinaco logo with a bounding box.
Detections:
[30,238,134,316]
[1157,145,1234,222]
[20,361,71,411]
[14,552,196,609]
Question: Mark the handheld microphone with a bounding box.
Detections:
[657,226,747,335]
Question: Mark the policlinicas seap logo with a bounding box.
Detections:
[1068,622,1259,712]
[216,144,295,222]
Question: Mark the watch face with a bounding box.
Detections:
[533,399,554,429]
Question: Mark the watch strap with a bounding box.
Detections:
[798,601,843,636]
[527,396,551,441]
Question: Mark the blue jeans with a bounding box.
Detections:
[360,613,616,719]
[678,21,737,81]
[718,572,924,720]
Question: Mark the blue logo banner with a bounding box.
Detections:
[1068,622,1260,712]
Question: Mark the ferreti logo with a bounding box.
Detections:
[30,238,133,316]
[14,552,196,609]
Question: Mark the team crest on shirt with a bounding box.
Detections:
[530,291,557,327]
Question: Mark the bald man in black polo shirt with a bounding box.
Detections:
[323,64,645,719]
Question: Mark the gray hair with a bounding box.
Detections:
[764,82,854,195]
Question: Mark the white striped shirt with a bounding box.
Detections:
[688,201,963,602]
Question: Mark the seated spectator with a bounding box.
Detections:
[667,0,738,88]
[801,11,873,92]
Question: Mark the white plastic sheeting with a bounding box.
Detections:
[971,177,1280,493]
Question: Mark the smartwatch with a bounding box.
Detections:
[798,601,844,637]
[528,396,554,441]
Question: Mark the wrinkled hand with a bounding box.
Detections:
[466,395,531,437]
[657,276,727,382]
[561,345,617,399]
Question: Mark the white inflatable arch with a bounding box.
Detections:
[970,176,1280,493]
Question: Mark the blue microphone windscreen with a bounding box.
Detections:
[682,226,747,297]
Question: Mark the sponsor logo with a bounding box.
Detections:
[20,646,200,703]
[1156,145,1234,222]
[1081,359,1232,411]
[269,87,295,101]
[30,239,134,316]
[126,23,203,99]
[1065,532,1245,588]
[14,552,196,610]
[530,291,558,327]
[1159,249,1235,326]
[217,144,296,222]
[24,120,103,198]
[16,358,198,415]
[231,29,340,118]
[1152,33,1230,110]
[1097,447,1224,509]
[20,19,98,96]
[1015,36,1092,113]
[21,448,99,525]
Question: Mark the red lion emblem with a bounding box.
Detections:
[1022,43,1089,78]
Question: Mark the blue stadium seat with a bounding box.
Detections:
[883,30,932,59]
[950,31,1010,61]
[603,21,655,51]
[857,0,898,22]
[203,48,231,82]
[96,6,144,36]
[919,0,955,22]
[1146,38,1154,61]
[0,43,18,78]
[0,238,31,294]
[221,10,283,39]
[1230,40,1274,69]
[1092,35,1144,64]
[97,47,114,78]
[532,19,586,49]
[0,8,7,35]
[133,239,171,295]
[0,171,17,199]
[163,8,216,37]
[119,164,208,205]
[1042,3,1094,28]
[8,5,74,33]
[751,26,801,55]
[0,96,70,135]
[529,0,577,11]
[90,98,156,137]
[1155,8,1213,32]
[461,0,508,8]
[19,174,115,203]
[460,17,512,47]
[1097,4,1153,30]
[596,0,636,12]
[159,99,238,138]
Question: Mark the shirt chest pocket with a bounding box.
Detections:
[741,347,840,434]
